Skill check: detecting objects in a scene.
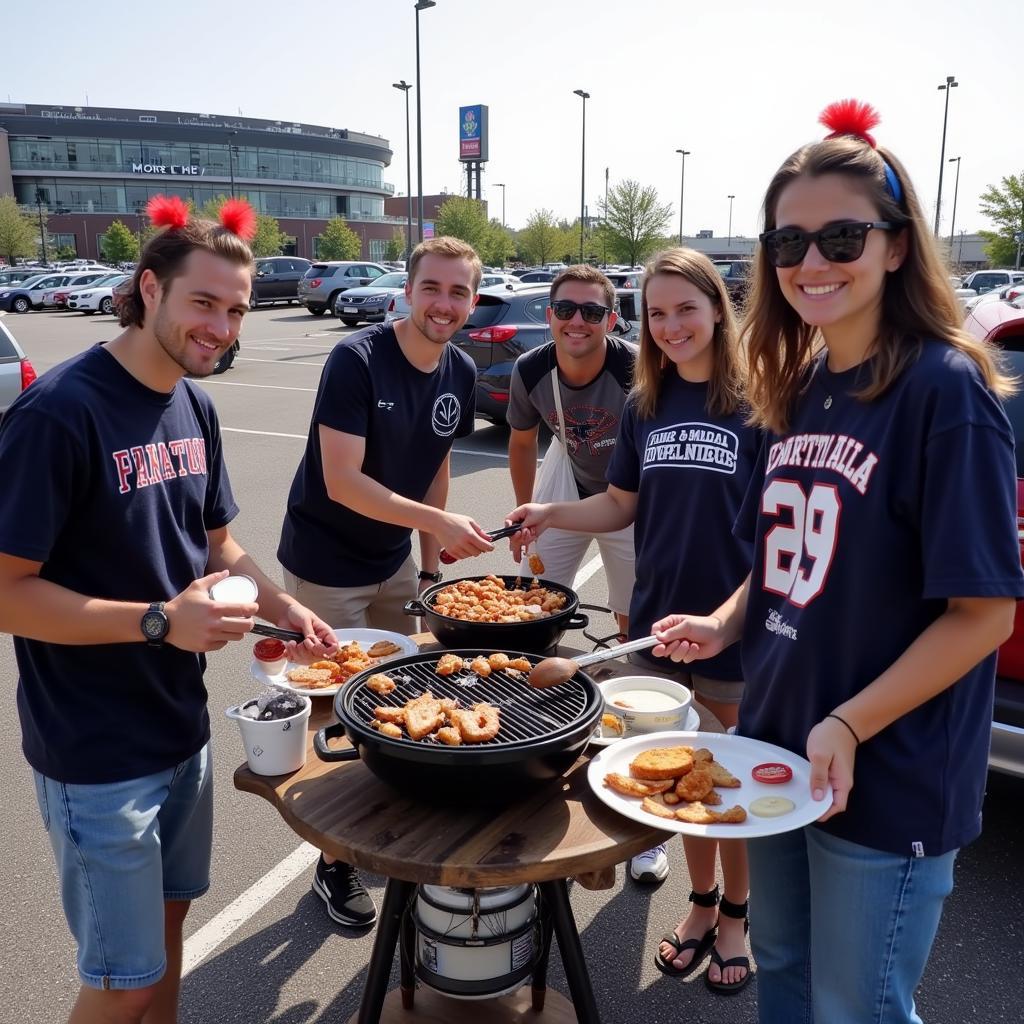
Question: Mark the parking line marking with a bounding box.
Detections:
[574,553,604,589]
[237,357,328,368]
[195,380,318,393]
[224,427,306,439]
[181,842,320,976]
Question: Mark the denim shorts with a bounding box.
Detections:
[32,742,213,991]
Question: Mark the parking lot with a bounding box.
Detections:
[1,306,1021,1024]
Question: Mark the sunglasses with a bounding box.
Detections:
[760,221,894,268]
[550,299,612,323]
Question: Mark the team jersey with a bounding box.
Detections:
[736,341,1024,856]
[0,345,238,784]
[507,339,636,497]
[278,324,477,587]
[607,374,760,679]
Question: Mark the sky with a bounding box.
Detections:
[4,0,1019,239]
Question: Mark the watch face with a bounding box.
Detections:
[142,611,167,640]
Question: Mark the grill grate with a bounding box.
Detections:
[343,651,591,748]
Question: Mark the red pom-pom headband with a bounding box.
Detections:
[817,99,902,203]
[145,194,257,241]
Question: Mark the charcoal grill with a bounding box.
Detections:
[313,649,603,801]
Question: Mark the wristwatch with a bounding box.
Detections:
[417,569,442,583]
[141,601,170,647]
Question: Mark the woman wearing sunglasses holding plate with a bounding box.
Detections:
[652,101,1023,1023]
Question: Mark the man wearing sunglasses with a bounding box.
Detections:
[507,265,637,637]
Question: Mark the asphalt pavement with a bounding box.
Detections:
[1,305,1021,1024]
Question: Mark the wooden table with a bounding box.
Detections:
[235,636,723,1023]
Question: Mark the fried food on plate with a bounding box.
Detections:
[702,790,723,806]
[674,802,748,825]
[663,792,681,805]
[367,639,403,658]
[286,666,336,689]
[641,796,679,820]
[706,761,742,788]
[604,773,674,798]
[693,748,714,765]
[310,660,343,681]
[630,746,695,781]
[435,653,464,676]
[600,712,624,735]
[674,767,714,802]
[452,703,501,743]
[366,673,396,695]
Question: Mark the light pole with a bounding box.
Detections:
[134,199,144,253]
[573,89,589,263]
[675,149,690,245]
[414,0,436,244]
[934,75,958,236]
[227,129,238,198]
[946,157,960,256]
[392,80,413,257]
[35,189,48,265]
[727,194,735,250]
[493,182,506,228]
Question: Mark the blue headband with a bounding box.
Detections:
[882,160,902,204]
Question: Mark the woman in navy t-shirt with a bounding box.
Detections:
[508,247,760,992]
[653,102,1024,1023]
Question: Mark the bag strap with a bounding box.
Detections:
[549,365,567,447]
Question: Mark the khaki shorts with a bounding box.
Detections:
[282,554,417,633]
[627,651,744,705]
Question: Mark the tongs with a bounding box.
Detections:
[439,523,523,564]
[251,623,306,642]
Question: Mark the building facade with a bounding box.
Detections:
[0,103,405,260]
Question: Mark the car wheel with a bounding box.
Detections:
[249,292,258,310]
[309,305,327,316]
[99,297,113,315]
[327,291,342,314]
[12,297,30,313]
[341,319,360,328]
[212,341,239,375]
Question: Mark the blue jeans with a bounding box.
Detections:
[747,825,955,1024]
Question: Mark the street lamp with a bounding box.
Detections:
[573,90,589,263]
[946,157,961,257]
[675,149,690,245]
[392,80,414,257]
[727,194,735,250]
[414,0,436,244]
[934,75,958,236]
[227,129,238,198]
[493,182,506,228]
[134,199,145,252]
[34,189,48,265]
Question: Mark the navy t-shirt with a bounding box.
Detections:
[607,375,760,679]
[0,345,238,784]
[735,342,1024,856]
[278,325,477,586]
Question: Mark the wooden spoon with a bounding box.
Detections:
[528,635,661,689]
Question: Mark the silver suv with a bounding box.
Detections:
[0,319,37,420]
[297,261,388,316]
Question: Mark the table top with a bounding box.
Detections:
[234,635,723,887]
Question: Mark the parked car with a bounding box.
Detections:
[0,273,86,313]
[0,268,46,287]
[964,280,1024,314]
[249,256,312,309]
[39,272,115,309]
[517,270,558,284]
[713,259,753,307]
[0,319,37,421]
[963,297,1024,777]
[297,261,388,316]
[962,269,1024,296]
[479,272,521,290]
[66,274,131,315]
[333,272,408,326]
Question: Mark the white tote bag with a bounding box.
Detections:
[532,366,579,504]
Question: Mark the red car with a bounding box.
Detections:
[964,294,1024,776]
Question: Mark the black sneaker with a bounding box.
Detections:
[312,856,377,927]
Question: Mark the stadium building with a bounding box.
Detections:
[0,102,403,260]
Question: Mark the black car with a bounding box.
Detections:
[713,260,752,307]
[516,270,557,284]
[454,285,636,423]
[249,257,312,309]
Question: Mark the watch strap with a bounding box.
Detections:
[417,569,442,583]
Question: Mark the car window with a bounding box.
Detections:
[374,273,406,288]
[524,297,550,324]
[999,346,1024,476]
[464,294,505,329]
[306,264,329,278]
[365,266,384,280]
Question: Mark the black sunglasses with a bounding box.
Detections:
[550,299,612,323]
[760,221,894,268]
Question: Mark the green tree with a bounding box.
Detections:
[101,220,141,263]
[0,195,42,265]
[435,196,489,251]
[518,209,562,266]
[384,228,406,262]
[602,179,673,267]
[250,214,286,258]
[479,220,515,268]
[979,172,1024,269]
[317,217,361,260]
[54,244,78,261]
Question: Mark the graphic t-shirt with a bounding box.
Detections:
[507,339,636,497]
[278,324,476,586]
[607,375,760,679]
[0,345,238,784]
[735,342,1024,856]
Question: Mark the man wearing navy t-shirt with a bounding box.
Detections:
[0,206,333,1024]
[278,235,494,927]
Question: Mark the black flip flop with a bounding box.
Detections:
[705,894,752,994]
[653,925,717,978]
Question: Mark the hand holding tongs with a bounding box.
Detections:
[439,523,524,564]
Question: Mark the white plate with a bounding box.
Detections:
[587,730,830,839]
[589,705,699,748]
[250,628,418,697]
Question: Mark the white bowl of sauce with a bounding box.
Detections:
[600,675,692,737]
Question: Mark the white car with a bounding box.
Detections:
[67,275,130,315]
[38,272,114,309]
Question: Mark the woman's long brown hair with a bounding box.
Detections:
[743,135,1015,434]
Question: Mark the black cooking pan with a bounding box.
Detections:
[404,574,589,653]
[312,649,603,802]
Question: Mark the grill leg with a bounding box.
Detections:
[399,889,417,1009]
[531,884,555,1012]
[539,879,602,1023]
[357,878,416,1024]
